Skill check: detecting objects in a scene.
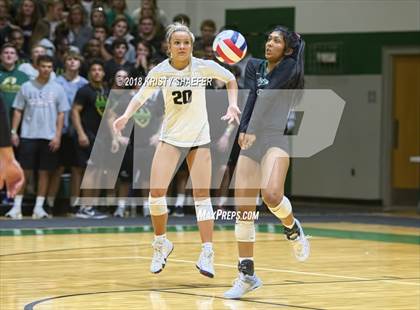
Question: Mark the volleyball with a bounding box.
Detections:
[212,30,247,64]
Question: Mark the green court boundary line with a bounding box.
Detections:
[0,224,418,244]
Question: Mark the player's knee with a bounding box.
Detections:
[195,198,214,221]
[148,193,168,216]
[235,220,255,242]
[262,189,284,207]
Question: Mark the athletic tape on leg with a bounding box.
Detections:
[267,195,292,219]
[195,198,214,221]
[149,194,168,216]
[235,220,255,242]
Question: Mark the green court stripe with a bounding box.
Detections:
[0,224,418,244]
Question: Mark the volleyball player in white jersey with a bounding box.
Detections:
[113,23,240,277]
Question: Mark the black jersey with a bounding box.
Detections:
[239,56,301,134]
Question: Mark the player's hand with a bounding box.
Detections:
[0,158,25,198]
[113,115,129,136]
[49,135,61,152]
[221,105,241,125]
[78,133,90,147]
[238,133,256,150]
[11,133,19,147]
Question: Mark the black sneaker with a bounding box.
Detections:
[172,206,184,217]
[76,207,108,219]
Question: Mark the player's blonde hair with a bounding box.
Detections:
[165,22,195,44]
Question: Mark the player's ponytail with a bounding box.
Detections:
[270,26,305,88]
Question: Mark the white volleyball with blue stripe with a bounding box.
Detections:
[212,30,247,65]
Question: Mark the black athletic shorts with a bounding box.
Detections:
[18,138,58,171]
[240,131,290,162]
[58,133,77,167]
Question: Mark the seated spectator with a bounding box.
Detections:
[7,55,70,219]
[172,13,190,27]
[104,16,135,63]
[131,0,167,28]
[43,0,65,41]
[18,45,57,80]
[67,4,92,52]
[135,15,162,52]
[105,0,133,30]
[131,39,152,78]
[194,19,217,52]
[90,5,106,27]
[6,28,30,64]
[104,37,133,83]
[31,20,56,56]
[14,0,40,55]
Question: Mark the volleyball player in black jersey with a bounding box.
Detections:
[225,26,310,299]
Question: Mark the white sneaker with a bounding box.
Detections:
[5,207,22,219]
[224,273,263,299]
[196,246,215,278]
[32,207,51,219]
[286,219,310,262]
[150,238,174,274]
[113,206,126,218]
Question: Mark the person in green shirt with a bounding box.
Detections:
[0,43,29,121]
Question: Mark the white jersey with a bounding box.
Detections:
[132,57,235,147]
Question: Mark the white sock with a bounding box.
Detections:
[202,242,213,251]
[175,194,185,207]
[47,196,55,207]
[239,257,254,262]
[256,195,261,205]
[118,199,126,209]
[218,196,227,206]
[34,196,45,212]
[154,234,166,241]
[12,195,23,213]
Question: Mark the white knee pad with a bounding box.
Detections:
[235,220,256,242]
[148,194,168,216]
[195,198,215,221]
[267,196,292,219]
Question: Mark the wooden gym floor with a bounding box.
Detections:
[0,221,419,310]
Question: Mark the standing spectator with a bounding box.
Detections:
[104,38,133,83]
[67,4,92,52]
[0,43,29,120]
[71,59,109,219]
[15,0,40,55]
[104,17,135,63]
[7,55,69,219]
[18,45,57,80]
[48,51,88,210]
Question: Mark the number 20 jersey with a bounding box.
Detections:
[132,57,235,147]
